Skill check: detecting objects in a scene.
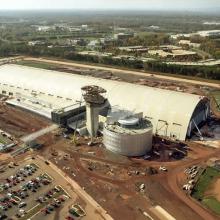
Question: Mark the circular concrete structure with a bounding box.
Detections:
[103,119,153,157]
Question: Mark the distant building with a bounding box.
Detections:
[72,38,87,46]
[197,30,220,37]
[81,24,88,30]
[118,46,148,53]
[78,51,112,58]
[148,49,197,60]
[147,25,160,30]
[114,33,134,40]
[178,40,201,48]
[87,40,102,50]
[28,41,45,46]
[203,22,220,25]
[68,27,81,32]
[32,25,54,32]
[170,30,220,39]
[159,45,182,50]
[170,33,192,40]
[100,37,115,45]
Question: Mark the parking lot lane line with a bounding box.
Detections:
[44,172,54,181]
[25,156,32,161]
[14,196,21,202]
[57,184,71,198]
[27,203,40,213]
[32,163,40,169]
[29,209,41,220]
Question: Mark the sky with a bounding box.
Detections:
[0,0,219,11]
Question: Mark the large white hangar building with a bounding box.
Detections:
[0,64,210,141]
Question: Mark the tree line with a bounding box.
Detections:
[0,41,219,80]
[144,61,220,80]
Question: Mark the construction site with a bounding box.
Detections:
[0,57,220,220]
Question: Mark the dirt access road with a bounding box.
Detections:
[24,57,220,89]
[39,137,216,220]
[166,148,220,220]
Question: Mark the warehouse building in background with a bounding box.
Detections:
[0,64,210,141]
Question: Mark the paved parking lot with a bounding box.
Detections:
[0,158,106,220]
[0,158,91,220]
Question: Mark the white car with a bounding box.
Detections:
[182,184,192,191]
[188,180,195,184]
[159,166,167,172]
[190,173,197,179]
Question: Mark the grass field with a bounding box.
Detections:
[192,167,220,200]
[191,167,220,215]
[202,196,220,215]
[17,61,58,70]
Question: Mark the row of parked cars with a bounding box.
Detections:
[0,163,53,219]
[0,164,39,219]
[39,187,69,216]
[0,164,38,191]
[183,165,200,191]
[1,173,51,207]
[0,165,39,212]
[12,174,52,219]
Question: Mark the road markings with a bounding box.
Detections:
[57,184,71,198]
[32,163,40,169]
[14,196,21,202]
[24,156,33,161]
[29,209,41,219]
[27,204,40,213]
[44,172,54,181]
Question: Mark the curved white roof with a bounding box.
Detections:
[118,118,139,126]
[0,64,206,140]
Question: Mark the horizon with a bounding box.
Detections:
[0,8,219,15]
[0,0,220,12]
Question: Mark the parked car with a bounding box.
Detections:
[18,202,26,208]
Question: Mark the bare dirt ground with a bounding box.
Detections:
[1,58,220,219]
[0,127,219,220]
[0,103,51,137]
[0,153,11,163]
[29,131,220,220]
[205,178,220,201]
